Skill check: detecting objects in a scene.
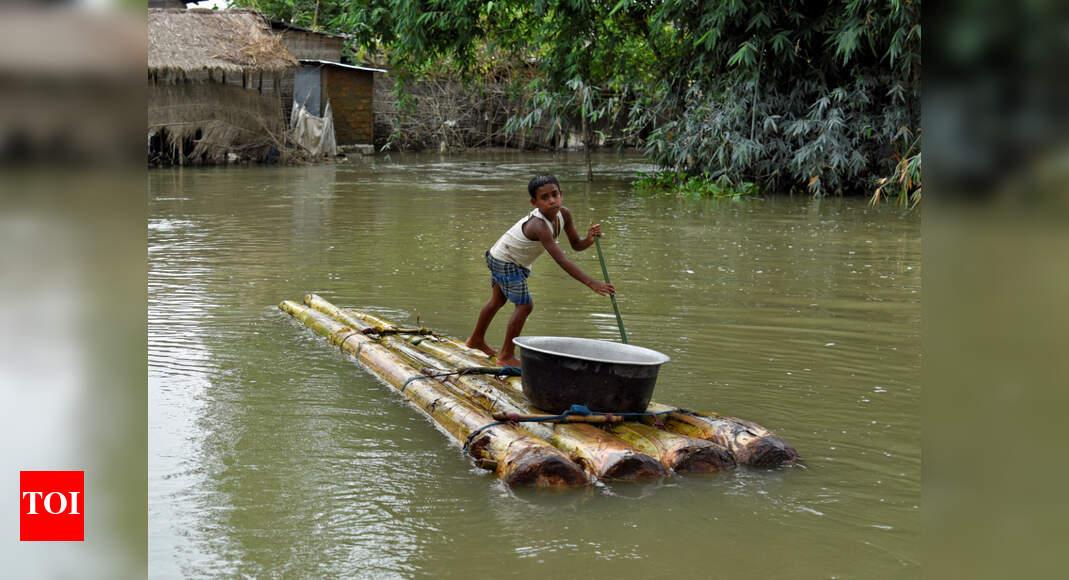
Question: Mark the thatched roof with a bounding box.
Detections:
[149,8,298,74]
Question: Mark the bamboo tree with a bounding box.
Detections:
[242,0,919,200]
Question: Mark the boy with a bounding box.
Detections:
[467,174,614,367]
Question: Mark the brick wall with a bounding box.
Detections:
[326,67,374,145]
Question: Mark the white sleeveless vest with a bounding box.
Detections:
[488,208,564,269]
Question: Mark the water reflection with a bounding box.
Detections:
[150,151,919,576]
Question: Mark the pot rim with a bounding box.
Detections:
[514,336,671,366]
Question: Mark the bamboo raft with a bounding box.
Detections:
[280,294,799,487]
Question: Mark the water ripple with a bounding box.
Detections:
[149,155,920,577]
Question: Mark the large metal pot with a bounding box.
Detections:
[512,336,671,414]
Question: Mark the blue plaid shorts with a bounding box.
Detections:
[486,251,532,305]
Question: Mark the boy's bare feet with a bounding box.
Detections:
[496,354,521,367]
[465,339,498,357]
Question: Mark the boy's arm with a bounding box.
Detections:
[530,218,615,296]
[561,207,600,251]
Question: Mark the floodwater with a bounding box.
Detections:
[149,151,920,577]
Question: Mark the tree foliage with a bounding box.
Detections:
[628,0,921,197]
[238,0,920,200]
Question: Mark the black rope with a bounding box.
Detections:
[462,405,696,451]
[400,366,523,394]
[361,327,438,337]
[463,420,509,451]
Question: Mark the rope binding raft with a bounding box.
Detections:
[400,365,522,394]
[360,326,438,338]
[396,365,695,453]
[463,404,695,451]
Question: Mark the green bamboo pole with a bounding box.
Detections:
[642,403,799,468]
[606,423,735,473]
[305,296,765,474]
[279,300,589,486]
[593,235,628,344]
[413,367,667,481]
[302,295,668,481]
[327,303,798,468]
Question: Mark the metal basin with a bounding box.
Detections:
[513,336,671,414]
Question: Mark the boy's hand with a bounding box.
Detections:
[588,280,615,296]
[587,223,602,239]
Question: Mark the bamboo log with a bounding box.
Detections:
[303,295,667,481]
[335,309,738,472]
[305,297,727,476]
[323,301,798,469]
[603,422,736,473]
[491,412,626,424]
[279,300,589,487]
[359,331,668,481]
[642,404,799,468]
[304,295,489,363]
[442,365,727,474]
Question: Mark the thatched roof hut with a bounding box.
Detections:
[148,9,299,166]
[149,8,297,75]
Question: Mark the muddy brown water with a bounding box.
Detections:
[149,151,920,577]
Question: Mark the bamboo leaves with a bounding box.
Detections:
[727,41,757,69]
[237,0,919,201]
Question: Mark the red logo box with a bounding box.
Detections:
[20,471,84,541]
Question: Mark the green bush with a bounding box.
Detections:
[632,171,760,199]
[238,0,920,203]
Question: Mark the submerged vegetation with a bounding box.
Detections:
[632,171,760,200]
[236,0,920,205]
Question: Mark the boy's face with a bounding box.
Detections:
[531,182,562,218]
